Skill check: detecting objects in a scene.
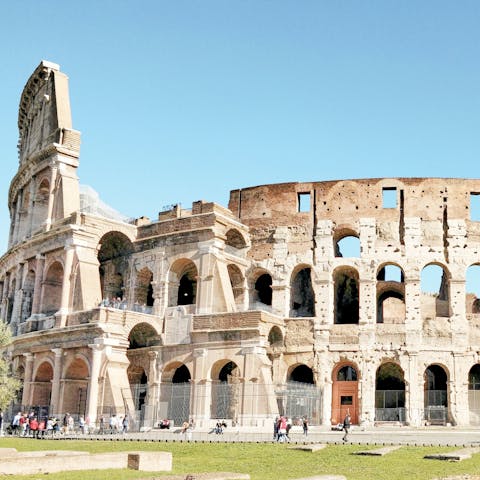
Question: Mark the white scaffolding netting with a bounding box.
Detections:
[79,185,131,223]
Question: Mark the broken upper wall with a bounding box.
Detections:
[8,61,82,248]
[17,60,79,165]
[229,178,480,259]
[230,178,480,224]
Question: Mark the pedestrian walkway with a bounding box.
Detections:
[56,424,480,447]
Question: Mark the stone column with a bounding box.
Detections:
[404,274,422,350]
[144,351,160,427]
[271,283,289,317]
[45,164,58,231]
[31,255,45,315]
[85,343,104,424]
[191,348,209,426]
[196,243,218,314]
[49,348,63,416]
[451,353,469,426]
[406,352,422,426]
[450,279,468,348]
[22,353,34,406]
[27,177,36,238]
[359,355,376,426]
[57,244,75,326]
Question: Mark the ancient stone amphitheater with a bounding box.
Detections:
[2,61,480,430]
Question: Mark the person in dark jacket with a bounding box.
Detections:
[342,411,351,442]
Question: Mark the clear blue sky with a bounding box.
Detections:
[1,1,480,256]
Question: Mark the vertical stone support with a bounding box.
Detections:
[144,351,160,427]
[196,242,218,314]
[359,355,376,426]
[314,220,334,259]
[152,251,167,317]
[240,346,260,424]
[27,177,36,238]
[450,279,467,347]
[45,164,58,231]
[359,279,376,326]
[359,218,376,258]
[11,190,23,245]
[315,274,333,326]
[11,264,24,331]
[22,353,34,406]
[57,243,75,326]
[317,352,332,425]
[31,255,45,315]
[406,353,422,426]
[85,343,104,424]
[191,348,210,424]
[271,282,289,317]
[49,348,63,416]
[404,274,422,349]
[451,353,469,425]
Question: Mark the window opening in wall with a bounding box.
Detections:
[421,264,450,318]
[382,187,397,208]
[334,268,359,324]
[471,193,480,221]
[254,273,272,306]
[335,235,360,258]
[290,267,315,317]
[466,265,480,314]
[378,264,404,283]
[298,193,311,213]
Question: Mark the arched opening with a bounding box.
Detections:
[225,229,247,249]
[31,361,53,408]
[288,364,314,384]
[128,323,159,349]
[62,357,89,416]
[332,364,359,425]
[97,231,133,303]
[21,270,35,322]
[334,267,359,324]
[41,262,64,315]
[211,360,241,420]
[290,267,315,317]
[424,364,448,425]
[469,364,480,425]
[466,265,480,315]
[160,363,192,427]
[168,259,198,307]
[128,366,148,422]
[278,364,319,423]
[375,363,405,422]
[252,272,272,307]
[421,264,450,318]
[335,234,360,258]
[268,326,283,349]
[227,264,245,309]
[376,264,405,324]
[134,267,154,313]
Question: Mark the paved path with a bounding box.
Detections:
[54,425,480,447]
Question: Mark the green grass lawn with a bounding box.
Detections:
[0,438,478,480]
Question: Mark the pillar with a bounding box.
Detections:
[85,343,103,424]
[49,348,63,416]
[21,353,34,407]
[45,164,58,231]
[57,244,75,326]
[31,255,45,315]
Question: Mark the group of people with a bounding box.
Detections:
[9,411,62,438]
[273,415,292,442]
[99,297,152,314]
[97,414,129,434]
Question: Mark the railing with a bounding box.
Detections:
[375,408,406,422]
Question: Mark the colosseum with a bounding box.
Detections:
[2,60,480,430]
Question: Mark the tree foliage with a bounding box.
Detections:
[0,320,21,410]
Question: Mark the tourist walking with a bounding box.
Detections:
[342,411,351,443]
[302,416,308,436]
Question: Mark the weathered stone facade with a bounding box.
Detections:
[2,61,480,428]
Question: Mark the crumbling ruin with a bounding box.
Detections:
[2,61,480,429]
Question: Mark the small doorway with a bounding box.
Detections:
[332,364,359,425]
